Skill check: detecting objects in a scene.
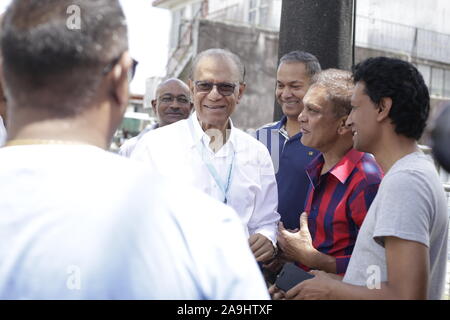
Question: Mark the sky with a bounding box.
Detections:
[0,0,171,95]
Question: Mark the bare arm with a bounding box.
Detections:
[286,236,429,300]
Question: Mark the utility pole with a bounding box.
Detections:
[274,0,355,121]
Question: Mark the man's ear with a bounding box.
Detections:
[237,82,246,104]
[151,99,157,115]
[338,115,351,135]
[110,51,132,109]
[188,79,195,95]
[377,97,392,122]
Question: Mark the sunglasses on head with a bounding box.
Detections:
[194,81,238,96]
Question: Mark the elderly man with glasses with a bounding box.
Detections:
[132,48,280,264]
[119,78,193,157]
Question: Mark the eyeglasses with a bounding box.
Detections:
[158,94,190,104]
[128,58,138,82]
[102,56,138,83]
[194,81,238,96]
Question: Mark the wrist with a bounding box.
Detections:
[302,247,321,269]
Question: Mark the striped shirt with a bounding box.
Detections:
[303,148,383,275]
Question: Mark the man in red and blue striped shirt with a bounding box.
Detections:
[275,69,383,278]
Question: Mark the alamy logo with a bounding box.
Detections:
[66,265,81,290]
[366,265,381,290]
[66,5,81,30]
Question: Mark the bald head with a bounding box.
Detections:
[152,78,192,127]
[155,78,190,97]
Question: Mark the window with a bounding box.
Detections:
[431,67,444,97]
[248,0,270,26]
[417,64,431,88]
[444,69,450,98]
[170,8,183,49]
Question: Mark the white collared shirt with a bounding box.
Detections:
[131,112,280,244]
[0,116,6,147]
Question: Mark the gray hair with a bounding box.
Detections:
[310,68,354,118]
[190,48,246,83]
[279,51,321,78]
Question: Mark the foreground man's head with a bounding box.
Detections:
[1,0,134,148]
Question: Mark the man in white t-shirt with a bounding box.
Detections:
[281,57,448,300]
[0,0,269,299]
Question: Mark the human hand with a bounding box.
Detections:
[262,255,285,273]
[277,212,317,266]
[285,270,337,300]
[268,283,286,300]
[248,233,276,263]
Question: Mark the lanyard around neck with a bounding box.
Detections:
[188,116,235,204]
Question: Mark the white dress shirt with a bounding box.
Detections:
[131,112,280,245]
[118,123,159,157]
[0,116,6,147]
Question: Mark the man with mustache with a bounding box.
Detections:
[119,78,192,157]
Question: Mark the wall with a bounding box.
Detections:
[196,19,279,130]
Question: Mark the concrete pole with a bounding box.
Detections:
[274,0,355,121]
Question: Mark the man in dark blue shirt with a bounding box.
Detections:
[256,51,321,231]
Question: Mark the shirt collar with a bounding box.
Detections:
[0,116,6,147]
[277,116,289,140]
[276,116,303,140]
[306,148,364,186]
[189,111,237,152]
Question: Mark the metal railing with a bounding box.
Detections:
[165,6,205,78]
[356,15,450,64]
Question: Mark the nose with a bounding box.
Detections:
[298,110,306,123]
[207,84,222,100]
[345,111,353,127]
[169,99,183,109]
[281,87,292,99]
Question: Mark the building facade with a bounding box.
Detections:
[152,0,450,129]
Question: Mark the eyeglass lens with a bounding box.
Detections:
[195,81,236,96]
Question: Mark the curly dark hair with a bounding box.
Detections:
[353,57,430,140]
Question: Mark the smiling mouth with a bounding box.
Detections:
[204,105,225,110]
[283,101,300,106]
[300,128,310,134]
